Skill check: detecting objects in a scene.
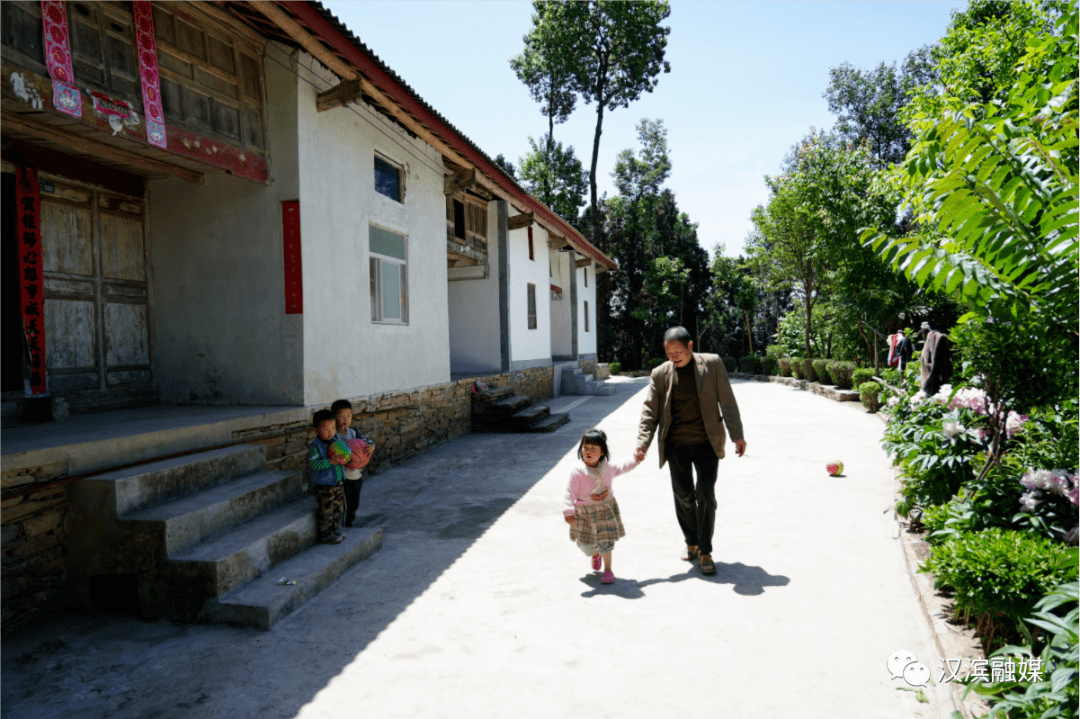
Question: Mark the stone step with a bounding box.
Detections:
[83,444,268,516]
[509,403,551,426]
[531,412,570,433]
[121,468,304,557]
[591,384,617,396]
[201,526,384,629]
[472,386,514,405]
[170,496,317,600]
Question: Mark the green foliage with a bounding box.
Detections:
[921,529,1078,651]
[760,356,778,376]
[721,356,737,372]
[925,461,1030,545]
[884,401,988,512]
[801,358,818,383]
[607,361,622,375]
[778,357,793,377]
[964,581,1079,718]
[828,361,856,389]
[859,381,882,411]
[739,355,761,374]
[852,368,875,388]
[518,134,588,224]
[647,357,664,370]
[765,345,784,360]
[812,359,832,384]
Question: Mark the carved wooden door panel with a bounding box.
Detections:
[40,179,152,412]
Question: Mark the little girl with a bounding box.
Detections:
[562,428,641,584]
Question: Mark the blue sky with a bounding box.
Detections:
[323,1,962,257]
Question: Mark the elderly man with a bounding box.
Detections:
[636,326,746,575]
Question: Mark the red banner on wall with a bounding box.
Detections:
[282,200,302,314]
[40,0,82,118]
[132,0,167,149]
[16,167,47,396]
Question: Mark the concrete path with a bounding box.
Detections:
[2,379,952,719]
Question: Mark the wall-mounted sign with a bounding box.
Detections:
[16,167,47,396]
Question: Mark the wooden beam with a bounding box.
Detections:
[507,211,533,231]
[316,79,363,112]
[576,258,591,269]
[257,2,359,82]
[2,111,204,184]
[547,233,569,250]
[446,251,479,266]
[444,167,476,196]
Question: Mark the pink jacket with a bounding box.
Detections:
[562,457,642,517]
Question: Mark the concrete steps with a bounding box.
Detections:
[561,368,615,396]
[69,442,382,628]
[471,386,571,433]
[202,527,384,629]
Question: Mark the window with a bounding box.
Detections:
[452,199,466,240]
[584,266,588,287]
[374,155,402,202]
[584,301,590,332]
[527,226,534,260]
[369,225,408,323]
[527,283,537,330]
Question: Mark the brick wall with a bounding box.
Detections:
[1,462,69,635]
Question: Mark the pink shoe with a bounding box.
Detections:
[591,554,602,571]
[601,571,615,584]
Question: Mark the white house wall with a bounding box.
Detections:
[446,200,501,374]
[507,222,551,369]
[295,55,449,405]
[148,45,304,405]
[550,249,573,358]
[578,261,597,358]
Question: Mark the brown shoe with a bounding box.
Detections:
[681,545,699,562]
[699,552,716,575]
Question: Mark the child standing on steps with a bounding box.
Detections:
[562,428,641,584]
[308,409,350,544]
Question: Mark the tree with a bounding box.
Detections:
[824,46,936,166]
[517,134,588,224]
[522,1,671,245]
[510,2,577,202]
[492,153,517,181]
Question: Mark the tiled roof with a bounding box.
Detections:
[287,1,616,270]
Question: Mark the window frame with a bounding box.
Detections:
[527,283,537,330]
[374,153,405,203]
[369,223,409,325]
[584,300,590,332]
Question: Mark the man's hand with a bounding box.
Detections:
[634,446,647,462]
[564,514,575,525]
[735,440,747,457]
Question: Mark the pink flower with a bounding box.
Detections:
[1004,411,1028,439]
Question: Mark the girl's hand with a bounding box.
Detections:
[564,514,575,525]
[589,489,609,502]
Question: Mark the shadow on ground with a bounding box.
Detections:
[579,561,791,599]
[1,382,650,719]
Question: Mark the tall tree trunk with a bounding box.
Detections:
[745,311,753,354]
[589,100,604,245]
[804,290,813,359]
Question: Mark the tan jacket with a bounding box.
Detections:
[637,353,744,468]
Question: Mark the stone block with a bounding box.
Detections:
[23,510,62,537]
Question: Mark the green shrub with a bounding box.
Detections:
[608,362,622,375]
[859,381,882,412]
[922,529,1079,653]
[829,361,856,389]
[739,355,761,374]
[765,345,784,360]
[722,356,737,372]
[968,581,1079,718]
[852,367,875,389]
[761,357,778,376]
[812,359,832,384]
[801,358,818,382]
[778,357,793,377]
[648,357,665,369]
[791,359,805,379]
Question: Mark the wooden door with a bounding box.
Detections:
[40,178,152,412]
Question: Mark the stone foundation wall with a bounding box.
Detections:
[578,358,598,377]
[1,462,69,636]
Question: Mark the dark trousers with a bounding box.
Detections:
[342,474,363,523]
[314,483,344,540]
[666,442,720,554]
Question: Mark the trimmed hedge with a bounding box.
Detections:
[812,359,832,385]
[722,356,737,372]
[608,362,622,375]
[828,361,856,389]
[778,357,793,377]
[739,355,761,374]
[852,368,875,389]
[859,381,881,411]
[648,357,665,369]
[761,357,778,376]
[801,358,818,383]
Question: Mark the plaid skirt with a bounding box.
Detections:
[569,498,626,546]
